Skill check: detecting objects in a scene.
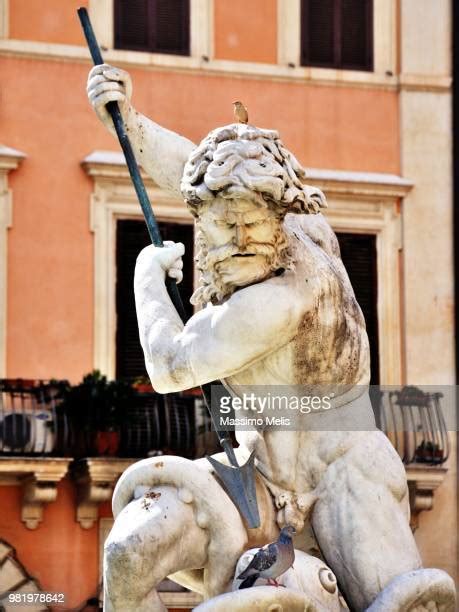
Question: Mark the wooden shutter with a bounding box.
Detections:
[341,0,373,70]
[336,233,379,384]
[301,0,373,71]
[153,0,190,55]
[301,0,335,67]
[116,219,194,380]
[115,0,190,55]
[115,0,150,52]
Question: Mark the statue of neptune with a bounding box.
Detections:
[87,64,456,612]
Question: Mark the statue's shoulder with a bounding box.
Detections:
[283,212,341,262]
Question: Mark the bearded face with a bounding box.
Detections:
[191,197,294,307]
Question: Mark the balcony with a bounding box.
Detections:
[0,379,450,532]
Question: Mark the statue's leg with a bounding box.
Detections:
[104,485,209,612]
[311,431,423,610]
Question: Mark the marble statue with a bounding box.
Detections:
[87,64,456,612]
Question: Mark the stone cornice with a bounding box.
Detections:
[71,458,137,529]
[82,151,414,201]
[0,145,26,171]
[0,457,72,529]
[405,464,448,531]
[0,38,452,94]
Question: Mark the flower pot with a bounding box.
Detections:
[95,430,120,456]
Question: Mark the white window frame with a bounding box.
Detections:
[0,145,25,377]
[278,0,397,79]
[84,151,411,385]
[0,0,8,38]
[88,0,213,62]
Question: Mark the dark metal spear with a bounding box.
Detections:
[77,7,260,529]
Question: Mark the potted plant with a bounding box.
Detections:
[57,371,137,457]
[415,440,444,464]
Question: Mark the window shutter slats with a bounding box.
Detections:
[301,0,335,66]
[115,0,190,56]
[115,0,150,51]
[116,220,194,380]
[301,0,373,71]
[341,0,373,70]
[336,233,379,384]
[154,0,190,55]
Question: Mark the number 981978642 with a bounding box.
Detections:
[4,592,66,606]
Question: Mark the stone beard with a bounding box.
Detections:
[191,220,294,307]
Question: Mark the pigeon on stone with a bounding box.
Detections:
[237,525,296,589]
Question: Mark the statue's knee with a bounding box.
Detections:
[104,536,140,578]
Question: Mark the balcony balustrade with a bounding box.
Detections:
[0,380,451,531]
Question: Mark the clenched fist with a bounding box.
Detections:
[87,63,133,131]
[135,241,185,288]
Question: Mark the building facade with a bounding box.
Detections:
[0,0,455,608]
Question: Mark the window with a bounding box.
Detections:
[116,219,194,380]
[301,0,373,71]
[114,0,190,56]
[336,233,379,384]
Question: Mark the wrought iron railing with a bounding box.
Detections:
[0,378,206,459]
[373,386,450,465]
[1,380,449,466]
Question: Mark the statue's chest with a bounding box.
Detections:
[224,342,297,387]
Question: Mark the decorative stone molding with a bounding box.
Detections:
[83,151,413,384]
[159,591,203,608]
[406,465,448,531]
[0,145,25,377]
[0,0,8,39]
[71,458,136,529]
[0,457,70,529]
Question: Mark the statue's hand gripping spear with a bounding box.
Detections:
[77,7,260,529]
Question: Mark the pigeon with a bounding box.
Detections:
[237,525,296,589]
[233,100,249,124]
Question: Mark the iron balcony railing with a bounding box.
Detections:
[373,386,450,465]
[0,378,208,459]
[0,380,450,466]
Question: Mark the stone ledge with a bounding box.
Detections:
[159,591,203,608]
[405,464,448,531]
[0,457,71,529]
[0,145,26,171]
[0,458,446,531]
[71,458,136,529]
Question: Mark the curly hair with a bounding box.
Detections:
[180,123,326,217]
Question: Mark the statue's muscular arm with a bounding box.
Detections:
[87,64,195,196]
[135,245,308,392]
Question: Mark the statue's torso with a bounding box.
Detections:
[222,213,374,494]
[224,212,370,389]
